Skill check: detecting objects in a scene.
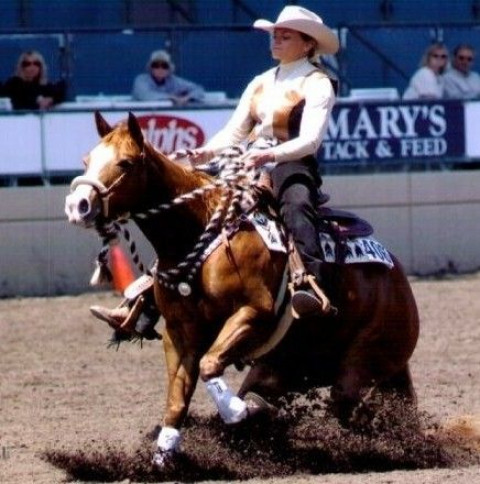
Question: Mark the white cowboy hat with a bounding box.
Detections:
[253,5,339,55]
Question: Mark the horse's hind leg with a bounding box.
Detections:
[331,364,417,427]
[377,365,419,427]
[378,365,416,404]
[329,365,373,426]
[237,362,289,413]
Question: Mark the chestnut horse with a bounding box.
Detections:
[65,112,419,466]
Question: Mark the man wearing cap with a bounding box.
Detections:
[132,49,205,105]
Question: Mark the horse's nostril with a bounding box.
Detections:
[78,198,90,216]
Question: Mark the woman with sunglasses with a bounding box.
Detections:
[1,50,66,110]
[403,42,449,100]
[131,49,205,105]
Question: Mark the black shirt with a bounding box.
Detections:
[1,76,66,110]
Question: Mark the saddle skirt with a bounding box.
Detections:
[204,206,394,270]
[319,232,394,268]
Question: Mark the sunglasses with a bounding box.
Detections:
[430,53,447,59]
[21,60,41,68]
[151,61,170,69]
[457,55,474,62]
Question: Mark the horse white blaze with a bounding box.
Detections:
[65,143,116,224]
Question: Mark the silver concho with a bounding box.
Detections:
[178,282,192,296]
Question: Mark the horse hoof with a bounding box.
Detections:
[152,448,175,469]
[244,392,278,419]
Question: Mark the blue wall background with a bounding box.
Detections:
[0,0,479,99]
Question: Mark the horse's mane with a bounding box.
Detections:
[106,121,221,218]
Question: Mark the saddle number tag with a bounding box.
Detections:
[248,212,287,253]
[319,233,394,268]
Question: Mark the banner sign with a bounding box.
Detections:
[136,114,206,153]
[0,100,475,176]
[465,101,480,157]
[319,100,465,163]
[42,108,232,171]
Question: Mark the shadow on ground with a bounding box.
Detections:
[42,392,480,482]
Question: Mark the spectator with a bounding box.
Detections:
[403,42,449,100]
[444,44,480,99]
[131,50,205,105]
[2,50,66,110]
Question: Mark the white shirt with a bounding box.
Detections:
[205,58,335,163]
[403,66,445,100]
[443,67,480,99]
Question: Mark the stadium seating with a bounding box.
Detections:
[0,1,479,100]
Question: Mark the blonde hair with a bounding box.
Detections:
[420,42,448,67]
[15,50,48,84]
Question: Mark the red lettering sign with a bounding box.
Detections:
[136,115,205,154]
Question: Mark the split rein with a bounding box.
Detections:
[90,146,260,295]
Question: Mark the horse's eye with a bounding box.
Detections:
[118,158,134,169]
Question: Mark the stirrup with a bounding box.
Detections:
[289,275,336,319]
[124,274,154,299]
[291,289,324,318]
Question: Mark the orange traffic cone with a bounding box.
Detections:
[109,242,135,293]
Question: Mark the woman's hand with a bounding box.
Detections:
[188,148,215,166]
[36,96,54,109]
[243,149,275,170]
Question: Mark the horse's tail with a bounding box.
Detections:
[433,414,480,453]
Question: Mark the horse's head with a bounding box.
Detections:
[65,111,150,227]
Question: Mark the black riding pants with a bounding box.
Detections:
[270,157,323,282]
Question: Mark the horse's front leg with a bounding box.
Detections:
[200,305,272,378]
[153,327,200,467]
[200,306,273,424]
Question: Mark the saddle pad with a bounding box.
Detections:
[202,211,286,264]
[248,212,287,253]
[319,233,394,268]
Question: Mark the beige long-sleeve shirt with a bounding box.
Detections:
[205,58,336,163]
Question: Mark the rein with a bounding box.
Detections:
[89,145,260,295]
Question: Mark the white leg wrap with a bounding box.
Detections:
[206,377,248,424]
[157,426,181,452]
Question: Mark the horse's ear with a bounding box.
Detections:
[127,112,145,150]
[95,111,113,137]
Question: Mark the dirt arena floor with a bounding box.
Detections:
[2,273,480,483]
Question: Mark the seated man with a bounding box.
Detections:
[444,44,480,99]
[131,49,205,105]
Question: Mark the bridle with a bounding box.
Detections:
[69,171,128,220]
